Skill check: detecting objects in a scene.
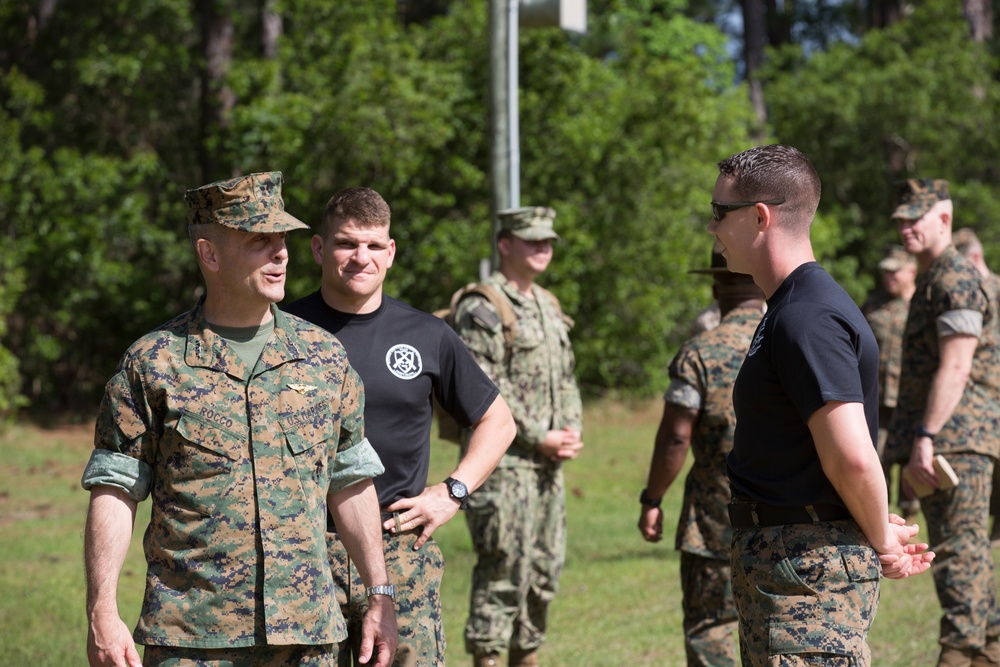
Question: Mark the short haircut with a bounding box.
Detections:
[319,187,391,239]
[717,144,821,234]
[188,221,227,249]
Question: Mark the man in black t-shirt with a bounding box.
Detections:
[707,144,934,666]
[285,187,515,667]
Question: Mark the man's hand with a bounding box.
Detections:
[638,505,663,543]
[906,435,940,489]
[538,427,584,462]
[877,513,934,580]
[383,484,459,549]
[87,611,143,667]
[357,595,398,667]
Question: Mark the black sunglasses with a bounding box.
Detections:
[711,198,785,222]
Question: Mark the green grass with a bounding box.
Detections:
[0,400,988,666]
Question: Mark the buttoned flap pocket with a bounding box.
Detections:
[839,543,882,583]
[279,402,337,455]
[174,410,247,461]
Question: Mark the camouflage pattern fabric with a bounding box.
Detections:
[454,271,581,655]
[143,643,337,666]
[920,454,1000,650]
[885,245,1000,651]
[455,271,583,461]
[861,293,909,414]
[730,520,880,666]
[328,529,445,667]
[185,171,309,232]
[81,301,381,648]
[680,552,737,667]
[886,245,1000,462]
[462,462,565,654]
[671,306,760,559]
[667,306,759,667]
[862,292,915,513]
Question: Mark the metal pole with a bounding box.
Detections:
[489,0,519,270]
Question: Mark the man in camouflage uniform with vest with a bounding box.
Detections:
[637,242,764,667]
[863,245,920,519]
[82,172,397,667]
[886,179,1000,667]
[454,206,583,667]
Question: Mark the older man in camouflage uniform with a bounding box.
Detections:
[886,180,1000,667]
[454,206,583,667]
[638,243,764,667]
[862,245,919,518]
[82,173,397,667]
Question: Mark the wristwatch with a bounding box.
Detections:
[639,488,662,508]
[444,476,470,510]
[366,584,396,600]
[915,425,937,441]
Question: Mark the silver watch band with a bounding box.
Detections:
[366,584,396,600]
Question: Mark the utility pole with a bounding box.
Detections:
[488,0,586,271]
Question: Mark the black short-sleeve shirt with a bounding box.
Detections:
[284,292,499,506]
[728,263,879,508]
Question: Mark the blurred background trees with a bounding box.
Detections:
[2,0,999,420]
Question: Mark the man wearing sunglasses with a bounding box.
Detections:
[708,144,933,667]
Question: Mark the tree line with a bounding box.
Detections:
[1,0,998,420]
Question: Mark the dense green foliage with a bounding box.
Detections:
[1,0,999,416]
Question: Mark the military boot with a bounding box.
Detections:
[508,647,539,667]
[474,652,502,667]
[972,637,1000,667]
[939,645,975,667]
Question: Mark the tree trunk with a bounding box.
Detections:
[741,0,769,138]
[198,0,236,182]
[962,0,993,41]
[261,0,282,59]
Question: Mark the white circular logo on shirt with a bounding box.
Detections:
[386,344,422,380]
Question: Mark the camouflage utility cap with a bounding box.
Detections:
[498,206,560,241]
[185,171,309,232]
[878,245,917,272]
[891,178,950,220]
[953,227,982,255]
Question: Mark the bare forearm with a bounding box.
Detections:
[85,486,137,615]
[922,365,970,433]
[644,404,695,499]
[328,480,389,587]
[451,395,516,492]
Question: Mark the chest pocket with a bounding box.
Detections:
[166,410,249,489]
[279,403,337,495]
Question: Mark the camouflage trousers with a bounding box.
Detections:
[464,463,566,655]
[921,453,1000,650]
[143,644,336,666]
[730,519,880,667]
[680,551,738,667]
[329,527,445,667]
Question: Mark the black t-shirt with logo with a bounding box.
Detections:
[728,262,879,508]
[284,292,499,507]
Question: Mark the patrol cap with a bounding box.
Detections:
[878,245,917,272]
[891,178,950,220]
[953,227,982,255]
[185,171,309,232]
[688,241,755,282]
[497,206,560,241]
